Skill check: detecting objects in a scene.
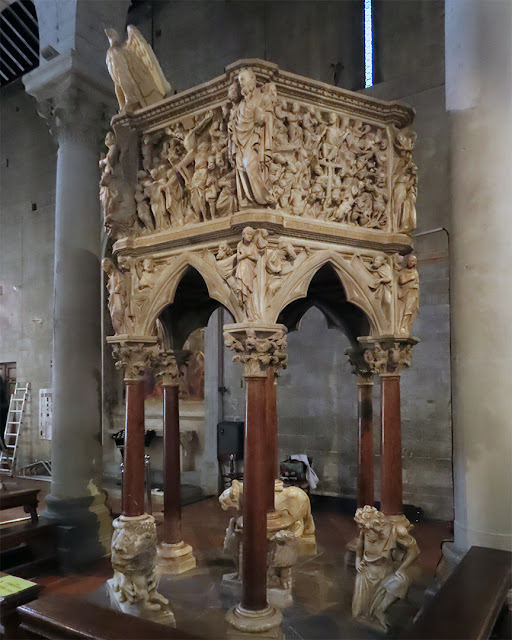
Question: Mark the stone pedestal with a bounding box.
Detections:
[157,541,196,575]
[226,605,283,640]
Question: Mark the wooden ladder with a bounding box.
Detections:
[0,382,29,475]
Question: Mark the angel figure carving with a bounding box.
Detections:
[105,26,171,113]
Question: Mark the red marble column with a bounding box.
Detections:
[242,375,268,611]
[162,383,182,544]
[265,367,277,512]
[122,379,145,517]
[357,379,374,508]
[380,375,402,515]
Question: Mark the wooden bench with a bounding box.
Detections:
[0,522,58,577]
[0,488,39,524]
[401,545,512,639]
[16,594,202,639]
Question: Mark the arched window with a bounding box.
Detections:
[0,0,39,87]
[364,0,373,88]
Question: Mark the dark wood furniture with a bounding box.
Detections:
[16,593,201,639]
[401,545,512,639]
[0,572,41,639]
[0,488,39,524]
[0,522,58,577]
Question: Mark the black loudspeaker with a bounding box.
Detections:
[217,421,244,459]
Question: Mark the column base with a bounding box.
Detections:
[42,492,112,572]
[157,541,197,575]
[226,604,283,639]
[299,533,317,556]
[110,514,175,626]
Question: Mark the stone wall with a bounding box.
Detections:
[0,80,56,468]
[0,0,452,518]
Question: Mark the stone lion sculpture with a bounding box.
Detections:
[110,516,174,623]
[219,479,316,545]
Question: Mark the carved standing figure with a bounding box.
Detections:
[352,506,419,632]
[398,254,419,334]
[103,258,130,334]
[368,255,393,316]
[230,69,275,206]
[234,226,261,317]
[105,26,171,113]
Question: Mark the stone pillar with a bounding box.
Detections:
[154,351,196,575]
[224,324,286,639]
[361,339,416,515]
[347,349,375,509]
[23,62,114,569]
[445,0,512,553]
[108,341,175,625]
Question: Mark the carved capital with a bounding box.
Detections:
[224,323,287,378]
[24,55,115,147]
[359,337,418,376]
[152,350,180,386]
[346,348,374,384]
[109,339,158,381]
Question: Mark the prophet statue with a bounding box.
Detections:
[105,25,171,113]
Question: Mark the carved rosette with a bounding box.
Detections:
[224,324,287,378]
[359,338,417,376]
[110,513,175,624]
[152,350,180,386]
[110,341,158,381]
[346,348,374,384]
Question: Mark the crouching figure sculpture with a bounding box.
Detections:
[352,505,419,632]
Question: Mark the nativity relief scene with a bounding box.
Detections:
[2,3,509,640]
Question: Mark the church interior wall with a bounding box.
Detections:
[0,0,452,520]
[0,79,56,469]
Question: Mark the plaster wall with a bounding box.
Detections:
[0,80,56,468]
[1,1,452,519]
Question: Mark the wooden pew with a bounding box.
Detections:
[401,545,512,639]
[16,594,201,639]
[0,488,39,524]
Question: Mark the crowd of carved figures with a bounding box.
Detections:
[100,68,418,239]
[102,229,419,337]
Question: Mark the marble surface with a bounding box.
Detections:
[88,541,426,639]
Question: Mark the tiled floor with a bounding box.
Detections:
[7,494,451,639]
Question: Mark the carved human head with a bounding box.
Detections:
[207,155,216,170]
[238,69,256,97]
[406,254,417,269]
[104,131,114,147]
[242,226,254,243]
[328,112,337,125]
[372,255,385,268]
[228,81,241,103]
[102,257,113,275]
[291,101,300,114]
[263,82,277,99]
[143,258,154,272]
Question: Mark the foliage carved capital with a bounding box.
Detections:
[359,337,417,376]
[224,323,287,378]
[110,340,158,381]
